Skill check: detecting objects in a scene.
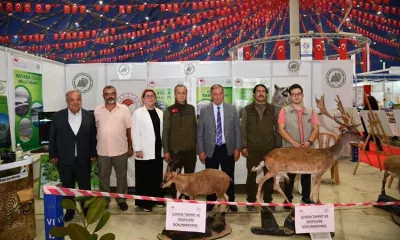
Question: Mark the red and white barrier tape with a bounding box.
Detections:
[43,186,400,208]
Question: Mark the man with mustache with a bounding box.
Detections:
[49,90,97,221]
[241,84,281,211]
[94,85,133,211]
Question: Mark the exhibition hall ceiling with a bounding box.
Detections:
[0,0,399,72]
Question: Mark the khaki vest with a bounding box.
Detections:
[167,103,196,151]
[244,103,276,152]
[282,105,314,147]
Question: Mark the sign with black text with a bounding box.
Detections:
[295,204,334,234]
[166,202,206,233]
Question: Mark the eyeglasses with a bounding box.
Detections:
[290,92,302,97]
[144,95,155,99]
[104,92,116,97]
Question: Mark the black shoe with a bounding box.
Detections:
[229,205,238,212]
[118,202,128,211]
[206,205,214,212]
[301,198,315,204]
[246,205,255,211]
[284,200,292,211]
[64,210,75,222]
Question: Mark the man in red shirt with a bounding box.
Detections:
[278,84,319,206]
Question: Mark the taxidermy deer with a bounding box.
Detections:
[381,155,400,195]
[161,160,231,212]
[256,95,364,204]
[271,84,290,109]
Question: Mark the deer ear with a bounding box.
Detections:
[274,84,279,90]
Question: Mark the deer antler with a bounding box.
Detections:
[334,95,352,125]
[315,95,354,128]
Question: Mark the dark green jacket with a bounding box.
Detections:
[162,102,197,152]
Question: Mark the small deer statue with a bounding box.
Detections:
[256,95,364,204]
[161,160,232,212]
[381,155,400,195]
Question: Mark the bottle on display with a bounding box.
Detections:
[16,143,24,161]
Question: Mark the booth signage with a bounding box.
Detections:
[166,202,206,233]
[295,204,335,234]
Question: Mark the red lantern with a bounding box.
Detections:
[173,4,179,12]
[192,3,197,10]
[45,4,51,13]
[119,5,125,14]
[64,5,71,14]
[167,4,172,11]
[126,5,132,13]
[72,5,78,14]
[72,32,77,39]
[24,3,31,12]
[103,5,110,12]
[91,30,97,38]
[80,5,86,14]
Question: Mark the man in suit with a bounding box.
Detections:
[49,90,97,221]
[197,84,241,212]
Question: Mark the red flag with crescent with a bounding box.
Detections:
[339,39,347,60]
[313,38,324,60]
[243,46,251,60]
[276,40,285,60]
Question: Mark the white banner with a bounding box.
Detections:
[11,54,42,74]
[301,38,313,60]
[321,61,353,110]
[238,47,244,60]
[66,64,103,110]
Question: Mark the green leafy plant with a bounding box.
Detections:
[50,197,114,240]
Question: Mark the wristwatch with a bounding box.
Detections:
[308,140,313,146]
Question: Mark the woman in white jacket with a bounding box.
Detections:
[132,89,164,212]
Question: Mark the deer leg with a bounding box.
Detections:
[273,176,290,204]
[256,171,276,203]
[313,174,323,204]
[381,171,389,195]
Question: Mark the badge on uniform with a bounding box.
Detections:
[172,108,179,115]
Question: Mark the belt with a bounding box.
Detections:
[215,144,226,148]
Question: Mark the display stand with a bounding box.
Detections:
[354,94,393,175]
[0,158,36,240]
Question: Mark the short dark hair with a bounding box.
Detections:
[141,89,156,99]
[210,84,224,93]
[174,84,187,94]
[288,84,303,94]
[103,85,116,93]
[253,84,268,94]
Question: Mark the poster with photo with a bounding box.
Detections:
[14,69,43,151]
[232,78,270,119]
[0,81,11,150]
[196,77,232,119]
[147,78,183,111]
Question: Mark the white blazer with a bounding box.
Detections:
[131,106,163,160]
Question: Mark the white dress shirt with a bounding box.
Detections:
[213,103,225,144]
[68,109,82,157]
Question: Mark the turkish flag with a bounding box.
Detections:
[276,40,285,60]
[127,5,132,13]
[35,4,43,13]
[45,4,51,13]
[72,5,78,14]
[313,38,324,60]
[54,34,59,40]
[24,3,31,12]
[15,3,22,12]
[362,47,367,72]
[119,5,125,14]
[339,39,347,60]
[5,2,13,11]
[103,5,110,12]
[64,5,70,14]
[243,46,251,60]
[80,5,86,14]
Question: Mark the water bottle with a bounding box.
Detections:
[16,143,24,161]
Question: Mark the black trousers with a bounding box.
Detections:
[205,144,235,202]
[57,157,91,212]
[169,149,197,199]
[284,173,311,202]
[246,151,273,203]
[135,159,164,209]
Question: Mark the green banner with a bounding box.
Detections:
[0,95,12,150]
[14,70,43,151]
[233,88,254,119]
[196,87,232,118]
[154,88,174,111]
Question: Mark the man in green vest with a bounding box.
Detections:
[162,84,197,199]
[241,84,281,211]
[278,84,319,207]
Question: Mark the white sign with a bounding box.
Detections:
[295,204,334,233]
[301,38,313,60]
[238,47,244,60]
[166,202,206,233]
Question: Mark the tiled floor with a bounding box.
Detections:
[34,159,400,240]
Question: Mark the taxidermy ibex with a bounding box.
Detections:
[381,155,400,195]
[161,160,231,211]
[256,95,364,204]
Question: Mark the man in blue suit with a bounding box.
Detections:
[197,84,241,212]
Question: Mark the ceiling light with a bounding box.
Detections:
[303,15,307,17]
[111,43,113,45]
[99,1,103,5]
[131,37,135,39]
[100,14,103,17]
[193,25,196,28]
[201,35,204,37]
[47,27,49,30]
[380,60,383,62]
[145,16,149,20]
[168,50,170,53]
[75,22,79,27]
[185,43,188,46]
[377,11,381,15]
[342,8,344,11]
[346,18,350,21]
[26,20,30,23]
[126,22,129,25]
[14,35,18,38]
[208,52,210,55]
[111,19,115,21]
[140,48,142,50]
[373,42,376,44]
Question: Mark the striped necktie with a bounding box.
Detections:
[216,106,222,146]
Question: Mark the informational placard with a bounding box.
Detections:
[295,204,334,234]
[166,202,207,233]
[0,81,11,150]
[147,78,182,111]
[196,77,232,119]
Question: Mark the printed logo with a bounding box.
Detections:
[12,57,19,67]
[36,63,41,71]
[226,79,232,85]
[303,42,310,50]
[118,64,130,76]
[72,72,93,93]
[118,93,141,114]
[0,82,5,95]
[184,63,195,75]
[234,78,243,87]
[238,49,243,59]
[198,78,205,86]
[326,68,346,88]
[147,80,156,88]
[288,61,300,72]
[260,79,268,85]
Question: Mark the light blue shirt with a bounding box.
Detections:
[213,103,225,144]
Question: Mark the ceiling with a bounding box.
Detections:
[0,0,399,73]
